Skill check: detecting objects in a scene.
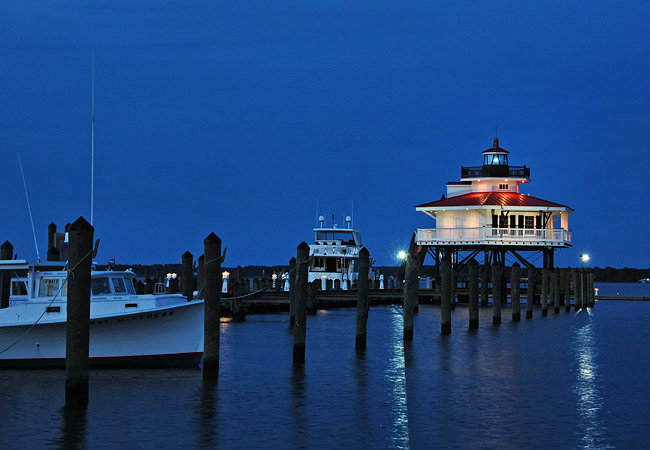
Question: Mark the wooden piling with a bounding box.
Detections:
[65,217,94,408]
[565,268,572,312]
[450,265,456,310]
[574,269,582,310]
[293,242,309,363]
[203,233,221,380]
[47,222,57,261]
[587,270,596,308]
[182,251,193,300]
[553,269,560,314]
[1,241,14,309]
[468,259,479,330]
[492,264,501,325]
[541,267,549,316]
[197,254,205,298]
[403,251,418,340]
[440,255,451,334]
[511,262,521,321]
[481,252,489,307]
[526,265,535,319]
[356,247,370,350]
[289,257,296,327]
[0,241,14,309]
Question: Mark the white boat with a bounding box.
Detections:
[0,260,203,368]
[308,215,362,284]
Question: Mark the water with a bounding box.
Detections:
[1,302,649,449]
[595,282,650,298]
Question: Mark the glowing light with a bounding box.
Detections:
[272,273,277,280]
[222,271,230,279]
[397,250,407,261]
[580,254,590,263]
[320,275,328,279]
[171,273,177,278]
[166,273,172,278]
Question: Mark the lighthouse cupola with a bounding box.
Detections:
[481,137,510,177]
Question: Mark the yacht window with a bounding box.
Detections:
[111,278,127,294]
[11,281,27,296]
[91,277,111,295]
[125,279,136,295]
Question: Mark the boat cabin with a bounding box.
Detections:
[309,216,362,282]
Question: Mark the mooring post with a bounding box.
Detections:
[356,247,370,350]
[565,268,572,312]
[65,217,94,408]
[47,222,57,261]
[1,241,14,309]
[492,264,502,325]
[468,259,479,330]
[289,257,296,327]
[293,242,309,363]
[574,269,582,310]
[450,264,456,310]
[553,269,560,314]
[440,255,451,334]
[526,266,535,319]
[580,269,587,309]
[182,251,193,300]
[197,254,205,297]
[481,255,489,307]
[589,271,595,307]
[403,251,418,340]
[541,267,549,316]
[203,233,221,380]
[511,262,521,321]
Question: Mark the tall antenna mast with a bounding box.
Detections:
[91,47,95,226]
[17,152,40,262]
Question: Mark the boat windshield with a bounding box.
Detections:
[315,231,357,244]
[92,276,136,296]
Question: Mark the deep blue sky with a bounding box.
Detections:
[1,1,649,267]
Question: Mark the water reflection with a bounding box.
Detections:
[573,314,609,448]
[196,379,219,448]
[386,307,410,448]
[289,364,307,449]
[54,406,87,449]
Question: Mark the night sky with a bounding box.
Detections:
[1,1,649,268]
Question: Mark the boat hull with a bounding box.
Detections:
[0,301,204,369]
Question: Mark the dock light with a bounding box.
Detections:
[222,271,230,279]
[580,254,590,263]
[320,275,328,279]
[272,273,277,280]
[397,250,407,261]
[166,273,172,278]
[171,273,177,279]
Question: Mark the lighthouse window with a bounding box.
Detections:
[510,215,517,228]
[525,216,534,229]
[499,184,508,190]
[499,215,508,228]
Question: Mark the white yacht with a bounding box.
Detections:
[309,216,362,284]
[0,260,203,368]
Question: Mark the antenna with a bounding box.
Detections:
[17,152,40,262]
[91,47,95,226]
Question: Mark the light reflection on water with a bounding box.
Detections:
[572,310,610,449]
[0,302,648,448]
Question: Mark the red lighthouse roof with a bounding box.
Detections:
[416,192,572,210]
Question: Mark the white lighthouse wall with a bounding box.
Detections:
[447,180,523,198]
[436,210,491,229]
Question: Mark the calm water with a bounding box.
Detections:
[1,302,649,449]
[595,282,650,298]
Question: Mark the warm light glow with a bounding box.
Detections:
[320,275,328,279]
[272,273,278,280]
[580,254,590,263]
[166,273,172,278]
[171,273,177,278]
[222,271,230,279]
[397,250,407,261]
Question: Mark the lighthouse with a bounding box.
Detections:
[414,136,572,271]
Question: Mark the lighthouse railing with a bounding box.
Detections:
[416,227,570,245]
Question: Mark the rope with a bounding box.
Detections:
[0,248,94,356]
